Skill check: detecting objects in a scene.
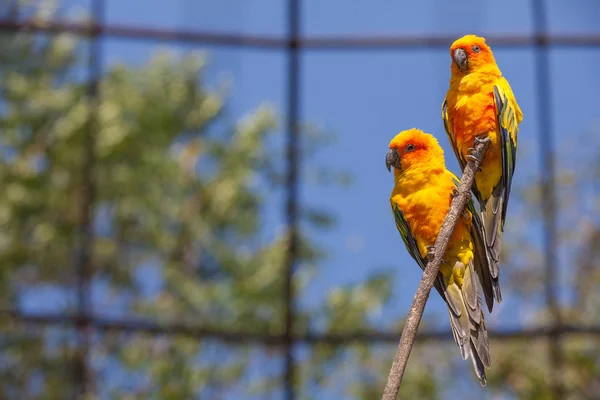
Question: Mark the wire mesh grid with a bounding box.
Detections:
[0,0,599,399]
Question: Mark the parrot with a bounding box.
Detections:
[442,34,523,306]
[386,128,495,386]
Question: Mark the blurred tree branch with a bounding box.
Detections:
[381,138,489,400]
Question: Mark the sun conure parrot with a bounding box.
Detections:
[442,34,523,306]
[386,128,495,386]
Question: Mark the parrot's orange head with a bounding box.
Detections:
[449,34,496,75]
[386,128,444,173]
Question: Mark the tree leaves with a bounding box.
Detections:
[0,2,392,398]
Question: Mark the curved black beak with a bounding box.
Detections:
[453,48,468,72]
[386,148,400,172]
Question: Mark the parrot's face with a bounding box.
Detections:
[386,129,444,173]
[449,34,494,75]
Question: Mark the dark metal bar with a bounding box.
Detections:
[1,19,600,49]
[1,310,599,344]
[531,1,563,399]
[6,1,19,19]
[283,0,301,398]
[301,34,600,49]
[73,0,103,397]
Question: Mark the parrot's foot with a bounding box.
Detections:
[466,152,483,171]
[451,187,460,198]
[466,153,480,162]
[473,135,490,145]
[467,136,490,170]
[466,147,481,160]
[426,245,435,261]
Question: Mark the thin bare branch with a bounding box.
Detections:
[381,138,490,400]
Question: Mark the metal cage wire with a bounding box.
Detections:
[0,0,598,399]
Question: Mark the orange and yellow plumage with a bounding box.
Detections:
[386,128,495,386]
[442,34,523,303]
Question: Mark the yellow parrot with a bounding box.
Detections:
[442,34,523,305]
[386,128,495,386]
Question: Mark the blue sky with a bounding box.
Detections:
[25,0,600,397]
[56,0,600,337]
[85,0,600,330]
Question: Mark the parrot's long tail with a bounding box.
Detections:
[481,190,504,303]
[442,260,491,386]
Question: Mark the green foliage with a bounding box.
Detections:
[0,1,394,398]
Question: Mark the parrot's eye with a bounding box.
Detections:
[472,45,481,53]
[405,144,415,152]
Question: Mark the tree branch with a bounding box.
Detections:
[381,137,490,400]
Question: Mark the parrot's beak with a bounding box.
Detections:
[453,48,468,72]
[386,148,400,172]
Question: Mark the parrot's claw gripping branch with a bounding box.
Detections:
[466,137,490,171]
[473,135,489,145]
[425,246,436,261]
[466,154,480,163]
[450,187,460,199]
[381,137,490,400]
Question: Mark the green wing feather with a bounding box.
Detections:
[391,201,426,269]
[492,84,519,229]
[442,100,467,171]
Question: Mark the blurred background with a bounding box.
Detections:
[0,0,599,399]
